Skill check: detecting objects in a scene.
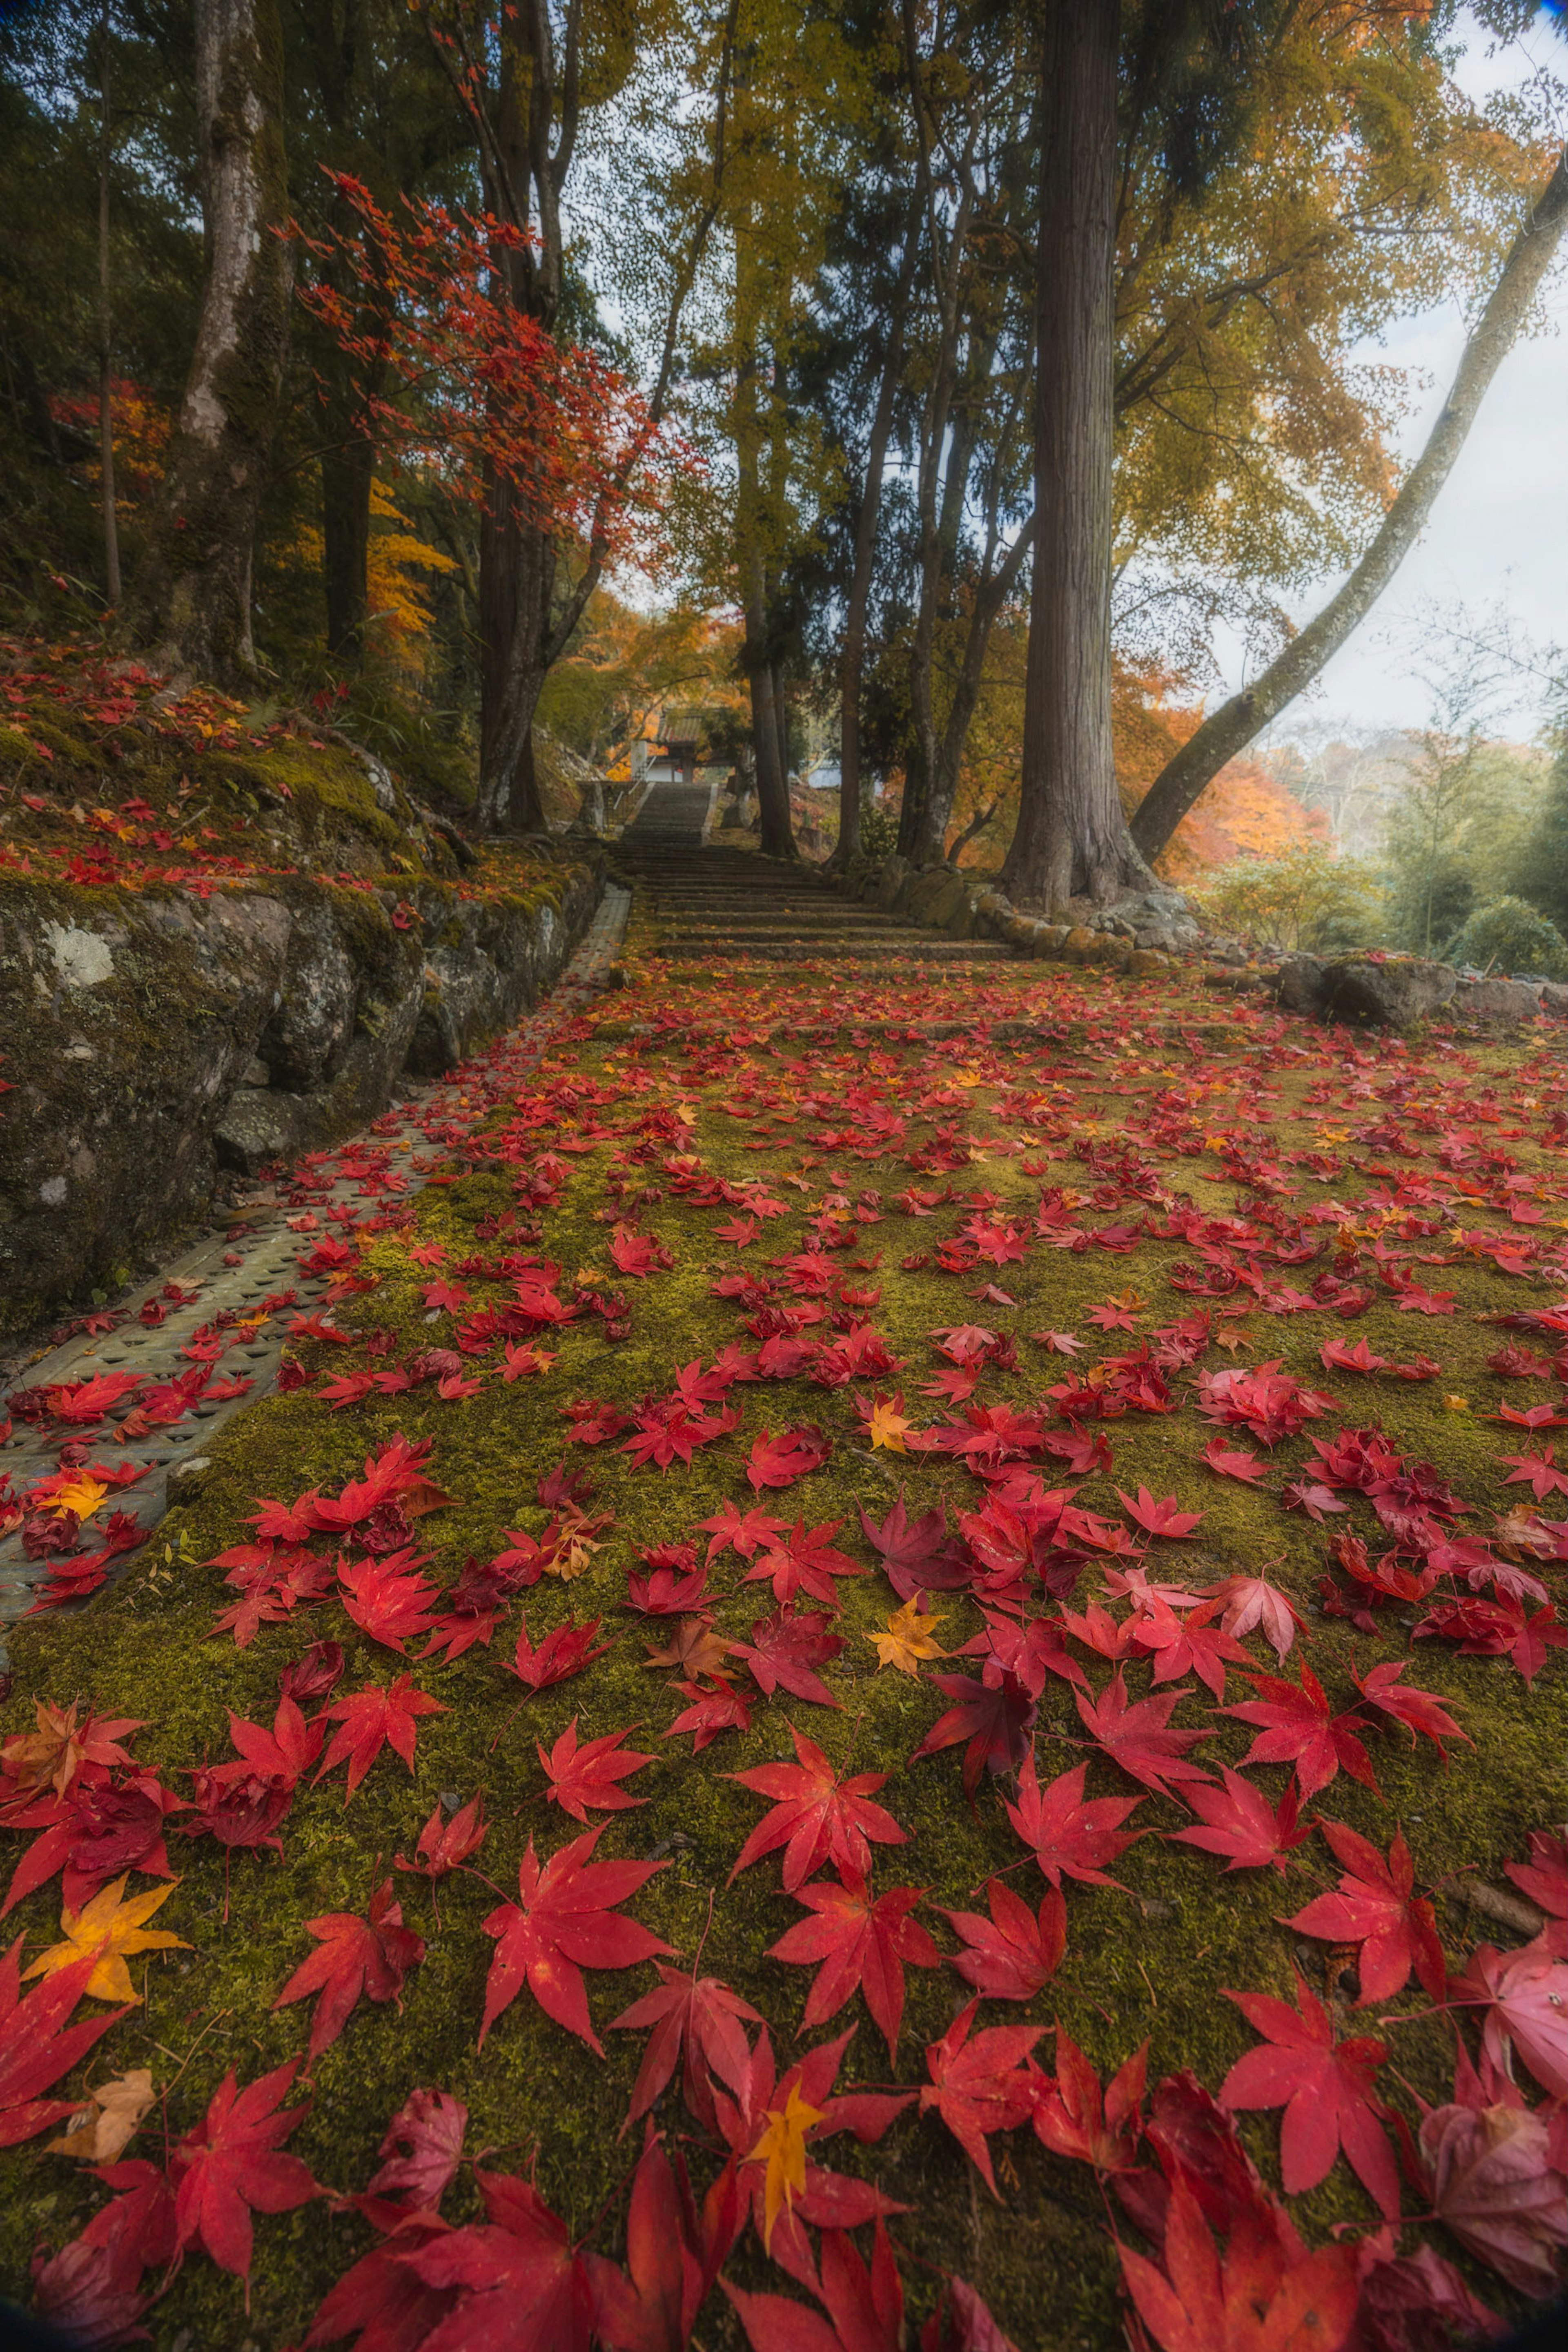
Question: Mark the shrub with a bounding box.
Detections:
[858,802,900,862]
[1189,839,1383,952]
[1446,896,1568,979]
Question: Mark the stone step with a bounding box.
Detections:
[654,939,1015,963]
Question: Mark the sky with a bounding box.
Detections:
[1226,8,1568,749]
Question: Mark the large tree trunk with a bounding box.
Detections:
[1000,0,1149,910]
[131,0,292,683]
[1131,145,1568,864]
[321,430,373,660]
[834,208,920,867]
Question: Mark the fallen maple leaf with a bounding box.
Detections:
[746,1425,832,1491]
[46,2066,156,2163]
[272,1879,425,2066]
[362,2085,469,2214]
[610,1961,762,2134]
[939,1879,1066,2002]
[748,2080,824,2253]
[170,2058,318,2301]
[1282,1821,1446,2004]
[911,1665,1038,1800]
[1203,1573,1306,1664]
[25,1875,188,2004]
[724,2217,903,2352]
[1222,1663,1378,1800]
[1002,1755,1146,1889]
[1118,2174,1358,2352]
[1166,1768,1311,1874]
[479,1826,673,2055]
[539,1718,655,1822]
[1352,1659,1470,1759]
[866,1597,948,1677]
[1419,2091,1568,2296]
[1118,1487,1204,1540]
[768,1876,940,2060]
[315,1675,446,1798]
[1220,1972,1399,2216]
[1033,2029,1145,2171]
[920,2000,1042,2196]
[1076,1670,1215,1801]
[727,1724,906,1892]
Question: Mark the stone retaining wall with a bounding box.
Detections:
[0,856,601,1333]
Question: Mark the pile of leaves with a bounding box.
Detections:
[0,932,1564,2349]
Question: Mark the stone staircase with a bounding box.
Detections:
[615,785,1016,966]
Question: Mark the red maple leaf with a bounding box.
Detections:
[395,1792,489,1888]
[1203,1574,1305,1664]
[360,2086,468,2214]
[698,1500,789,1561]
[767,1877,940,2061]
[1352,1659,1470,1759]
[591,2127,743,2352]
[1222,1663,1378,1799]
[539,1718,654,1822]
[938,1879,1066,2002]
[1119,2175,1359,2352]
[1200,1435,1270,1485]
[508,1612,613,1693]
[336,1551,440,1653]
[388,2167,593,2349]
[857,1494,968,1596]
[726,1726,906,1893]
[214,1694,324,1794]
[740,1518,864,1608]
[722,2217,903,2352]
[479,1826,673,2054]
[731,1604,844,1709]
[1166,1768,1312,1874]
[272,1878,425,2065]
[1219,1972,1399,2216]
[919,2001,1042,2196]
[42,1371,145,1425]
[1033,2028,1145,2171]
[746,1425,832,1490]
[1282,1821,1446,2004]
[0,1941,125,2148]
[910,1664,1038,1800]
[316,1676,446,1798]
[1076,1670,1215,1801]
[1118,1487,1205,1539]
[170,2058,318,2299]
[610,1962,763,2134]
[1002,1755,1145,1889]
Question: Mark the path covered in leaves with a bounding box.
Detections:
[2,819,1565,2352]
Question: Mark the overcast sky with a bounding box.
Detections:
[1229,8,1568,748]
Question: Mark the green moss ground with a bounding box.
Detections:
[0,939,1564,2347]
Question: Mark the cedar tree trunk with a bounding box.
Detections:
[131,0,292,683]
[1131,145,1568,863]
[1000,0,1149,910]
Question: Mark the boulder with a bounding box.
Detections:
[1032,924,1071,956]
[972,890,1013,940]
[1540,981,1568,1021]
[1059,926,1097,965]
[944,882,988,939]
[1276,954,1329,1015]
[1451,978,1544,1028]
[1128,949,1169,978]
[1322,956,1457,1029]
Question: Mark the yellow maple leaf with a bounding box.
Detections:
[25,1875,189,2004]
[42,1474,109,1522]
[867,1598,947,1677]
[865,1397,911,1454]
[748,2081,824,2252]
[1443,1394,1470,1413]
[47,2067,156,2162]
